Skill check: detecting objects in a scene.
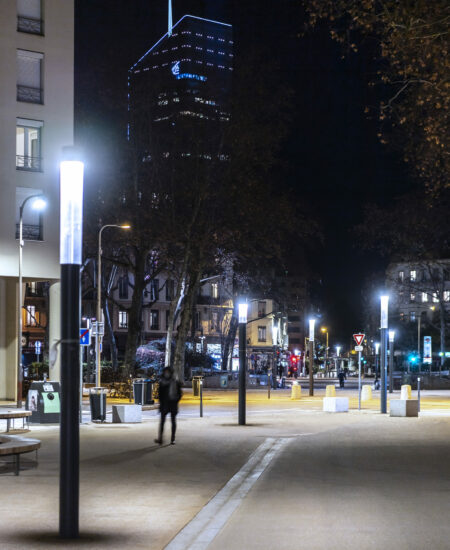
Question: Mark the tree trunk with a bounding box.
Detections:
[172,270,202,381]
[222,309,238,371]
[124,251,146,371]
[165,275,183,368]
[439,297,445,370]
[103,299,118,371]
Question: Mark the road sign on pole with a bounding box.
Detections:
[353,333,365,347]
[355,345,363,352]
[79,328,91,346]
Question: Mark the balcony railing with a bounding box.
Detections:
[17,85,43,104]
[16,155,42,172]
[15,223,43,241]
[17,16,43,35]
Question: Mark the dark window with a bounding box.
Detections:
[17,0,43,35]
[258,301,266,318]
[118,276,128,299]
[258,326,266,342]
[150,310,159,330]
[150,279,159,301]
[166,279,174,301]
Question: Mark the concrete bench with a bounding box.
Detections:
[390,399,419,417]
[323,397,349,413]
[0,410,32,432]
[0,435,41,475]
[112,404,142,423]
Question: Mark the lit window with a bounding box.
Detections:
[17,0,42,35]
[422,292,428,303]
[211,282,218,299]
[150,310,159,330]
[17,49,43,104]
[211,311,219,332]
[410,270,416,281]
[25,305,37,326]
[258,326,267,342]
[410,293,415,302]
[118,310,128,328]
[444,291,450,302]
[398,271,404,282]
[432,292,439,303]
[16,119,42,171]
[400,312,405,322]
[410,311,416,322]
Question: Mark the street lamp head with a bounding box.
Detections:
[60,159,84,265]
[120,224,131,229]
[380,295,389,329]
[388,330,395,343]
[31,197,47,211]
[375,342,380,354]
[336,345,341,356]
[238,303,248,324]
[321,327,327,333]
[309,319,315,341]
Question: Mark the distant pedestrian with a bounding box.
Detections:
[155,367,182,445]
[338,370,345,388]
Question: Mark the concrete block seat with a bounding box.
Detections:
[323,397,349,413]
[0,435,41,475]
[390,399,419,417]
[112,404,142,423]
[0,410,32,432]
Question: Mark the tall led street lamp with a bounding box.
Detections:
[238,302,248,425]
[380,295,389,414]
[321,327,329,376]
[59,151,83,538]
[17,194,47,409]
[309,319,315,396]
[96,224,130,387]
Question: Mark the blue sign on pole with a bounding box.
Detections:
[34,341,42,354]
[80,328,91,346]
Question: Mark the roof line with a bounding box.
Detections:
[129,14,232,71]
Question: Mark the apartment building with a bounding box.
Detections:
[0,0,74,400]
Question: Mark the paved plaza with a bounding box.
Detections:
[1,388,450,549]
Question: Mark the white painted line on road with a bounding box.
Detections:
[164,437,290,550]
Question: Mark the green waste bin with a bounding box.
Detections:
[220,374,228,388]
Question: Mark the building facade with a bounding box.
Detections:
[0,0,74,400]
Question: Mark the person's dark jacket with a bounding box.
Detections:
[158,375,183,414]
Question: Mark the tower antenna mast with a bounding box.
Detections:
[168,0,173,36]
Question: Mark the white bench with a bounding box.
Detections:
[112,404,142,423]
[323,397,349,413]
[390,400,418,417]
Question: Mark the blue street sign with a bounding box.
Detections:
[35,341,42,353]
[80,328,91,346]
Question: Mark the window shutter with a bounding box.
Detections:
[17,51,41,89]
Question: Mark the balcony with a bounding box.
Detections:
[16,155,42,172]
[16,223,43,241]
[17,16,43,35]
[17,85,43,104]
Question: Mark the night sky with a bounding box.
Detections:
[75,0,415,345]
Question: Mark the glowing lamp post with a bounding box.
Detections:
[17,194,47,408]
[321,327,329,376]
[388,330,395,394]
[380,295,389,413]
[96,224,130,387]
[309,319,315,396]
[59,153,84,538]
[238,302,248,425]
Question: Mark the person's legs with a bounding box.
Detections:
[170,411,177,443]
[156,411,167,444]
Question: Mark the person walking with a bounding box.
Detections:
[155,367,182,445]
[338,370,345,388]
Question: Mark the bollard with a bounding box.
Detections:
[325,385,336,398]
[400,384,412,400]
[200,380,203,417]
[290,382,302,400]
[417,377,421,412]
[361,385,372,401]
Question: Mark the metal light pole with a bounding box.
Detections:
[238,302,248,425]
[309,319,315,396]
[321,327,328,376]
[389,330,395,394]
[336,346,341,377]
[380,295,389,414]
[59,153,84,538]
[17,194,47,409]
[374,342,380,379]
[96,224,130,387]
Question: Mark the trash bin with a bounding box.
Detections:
[220,374,228,388]
[192,376,203,396]
[133,379,154,405]
[89,387,107,422]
